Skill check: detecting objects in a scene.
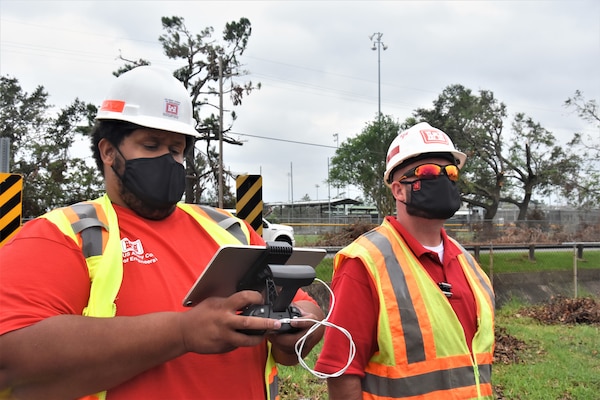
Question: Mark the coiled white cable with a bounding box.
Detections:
[287,278,356,379]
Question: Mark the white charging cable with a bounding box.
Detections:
[286,278,356,379]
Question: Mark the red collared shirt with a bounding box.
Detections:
[315,216,478,377]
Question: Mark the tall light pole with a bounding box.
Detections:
[217,56,224,208]
[333,133,340,197]
[369,32,387,124]
[370,33,387,217]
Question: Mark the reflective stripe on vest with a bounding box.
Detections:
[334,220,495,399]
[41,196,278,400]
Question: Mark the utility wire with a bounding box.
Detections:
[229,131,337,149]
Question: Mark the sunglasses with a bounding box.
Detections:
[398,163,459,182]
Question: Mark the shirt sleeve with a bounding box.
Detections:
[315,257,379,377]
[0,219,91,335]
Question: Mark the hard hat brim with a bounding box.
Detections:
[96,113,201,138]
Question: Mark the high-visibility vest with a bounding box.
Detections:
[39,194,279,400]
[334,219,495,400]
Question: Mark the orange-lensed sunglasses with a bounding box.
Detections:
[398,163,459,182]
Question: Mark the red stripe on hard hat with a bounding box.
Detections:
[387,146,400,163]
[100,100,126,113]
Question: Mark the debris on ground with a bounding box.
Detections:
[315,222,376,247]
[494,295,599,366]
[519,295,600,325]
[493,326,528,365]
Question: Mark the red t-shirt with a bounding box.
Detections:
[0,204,314,399]
[315,216,477,377]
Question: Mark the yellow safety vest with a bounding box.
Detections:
[39,194,278,400]
[334,219,495,400]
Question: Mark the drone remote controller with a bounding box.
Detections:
[238,304,302,335]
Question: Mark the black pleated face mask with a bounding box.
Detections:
[400,177,461,220]
[113,152,186,209]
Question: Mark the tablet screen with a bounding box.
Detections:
[182,244,326,307]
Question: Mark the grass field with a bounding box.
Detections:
[492,299,600,399]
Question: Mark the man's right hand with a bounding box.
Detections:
[178,290,282,354]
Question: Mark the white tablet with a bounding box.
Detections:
[182,244,326,307]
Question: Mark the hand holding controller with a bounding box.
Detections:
[238,304,302,335]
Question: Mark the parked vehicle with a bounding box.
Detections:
[224,209,295,246]
[262,218,295,246]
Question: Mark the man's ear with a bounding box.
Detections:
[390,181,407,202]
[97,138,116,166]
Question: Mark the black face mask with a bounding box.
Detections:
[113,152,186,210]
[400,177,461,220]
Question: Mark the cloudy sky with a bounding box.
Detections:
[1,0,599,204]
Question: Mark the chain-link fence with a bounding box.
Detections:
[279,215,600,307]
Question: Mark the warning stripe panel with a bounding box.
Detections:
[236,175,263,235]
[0,216,21,242]
[0,173,23,245]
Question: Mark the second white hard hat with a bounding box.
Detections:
[95,66,200,138]
[383,122,466,185]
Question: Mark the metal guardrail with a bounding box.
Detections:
[318,243,600,255]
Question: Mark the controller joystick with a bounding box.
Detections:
[238,304,302,335]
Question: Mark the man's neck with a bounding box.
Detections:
[396,215,443,247]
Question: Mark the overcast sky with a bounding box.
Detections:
[1,0,599,204]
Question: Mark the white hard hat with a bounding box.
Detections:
[383,122,466,185]
[96,66,200,138]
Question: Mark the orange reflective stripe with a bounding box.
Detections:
[366,353,477,378]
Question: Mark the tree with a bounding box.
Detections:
[503,113,578,220]
[412,84,576,225]
[413,85,508,222]
[329,115,400,217]
[563,90,600,208]
[117,16,260,205]
[0,76,49,160]
[0,76,102,218]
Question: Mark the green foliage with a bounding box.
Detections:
[563,91,600,208]
[0,77,102,218]
[0,76,50,150]
[328,115,399,216]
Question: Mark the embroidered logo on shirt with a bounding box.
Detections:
[121,237,158,265]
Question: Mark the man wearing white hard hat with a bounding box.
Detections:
[316,122,495,399]
[0,66,324,399]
